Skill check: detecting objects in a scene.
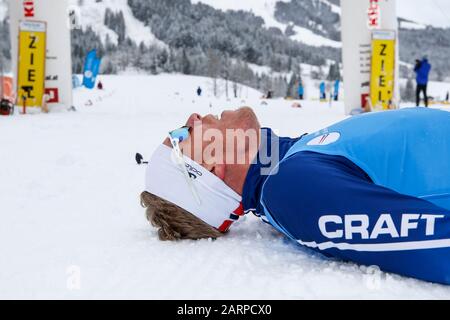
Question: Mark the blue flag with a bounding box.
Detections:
[82,50,101,89]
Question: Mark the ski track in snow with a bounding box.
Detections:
[1,74,450,299]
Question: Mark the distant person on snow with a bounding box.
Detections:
[333,80,340,101]
[319,81,326,100]
[298,82,304,100]
[197,87,202,97]
[414,57,431,107]
[97,80,104,90]
[141,107,450,285]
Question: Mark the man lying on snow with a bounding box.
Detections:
[141,107,450,285]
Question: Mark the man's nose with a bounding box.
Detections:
[186,113,202,127]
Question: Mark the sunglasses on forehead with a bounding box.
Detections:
[135,126,191,165]
[168,126,202,205]
[169,126,191,143]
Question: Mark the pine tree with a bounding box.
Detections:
[181,49,191,75]
[286,73,298,98]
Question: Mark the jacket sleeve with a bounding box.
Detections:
[414,62,421,72]
[261,151,450,285]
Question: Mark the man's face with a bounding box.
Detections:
[164,107,261,173]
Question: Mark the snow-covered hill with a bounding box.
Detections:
[69,0,341,49]
[1,0,449,49]
[70,0,450,49]
[193,0,450,30]
[69,0,165,47]
[1,74,450,299]
[192,0,450,48]
[0,0,447,52]
[190,0,450,49]
[192,0,342,48]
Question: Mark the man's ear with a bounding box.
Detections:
[212,163,226,180]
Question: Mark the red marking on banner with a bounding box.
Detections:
[23,1,35,18]
[45,88,59,103]
[367,0,380,29]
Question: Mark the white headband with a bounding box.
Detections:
[145,144,243,232]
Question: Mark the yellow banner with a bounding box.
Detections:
[370,30,396,110]
[17,21,47,108]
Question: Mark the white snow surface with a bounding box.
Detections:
[1,74,450,299]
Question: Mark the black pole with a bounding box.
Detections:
[135,153,148,165]
[0,52,3,99]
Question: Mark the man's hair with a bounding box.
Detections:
[140,191,224,241]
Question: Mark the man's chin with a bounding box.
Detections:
[238,107,260,130]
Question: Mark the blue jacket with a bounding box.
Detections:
[298,85,304,96]
[243,108,450,285]
[334,80,340,92]
[319,82,326,93]
[334,80,340,98]
[415,59,431,85]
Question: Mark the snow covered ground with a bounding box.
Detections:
[1,74,450,299]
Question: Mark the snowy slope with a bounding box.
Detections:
[192,0,341,48]
[289,25,341,48]
[1,0,448,48]
[192,0,288,28]
[1,0,446,49]
[399,19,427,30]
[1,74,450,299]
[398,0,450,28]
[69,0,165,47]
[66,0,449,49]
[192,0,449,47]
[193,0,450,29]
